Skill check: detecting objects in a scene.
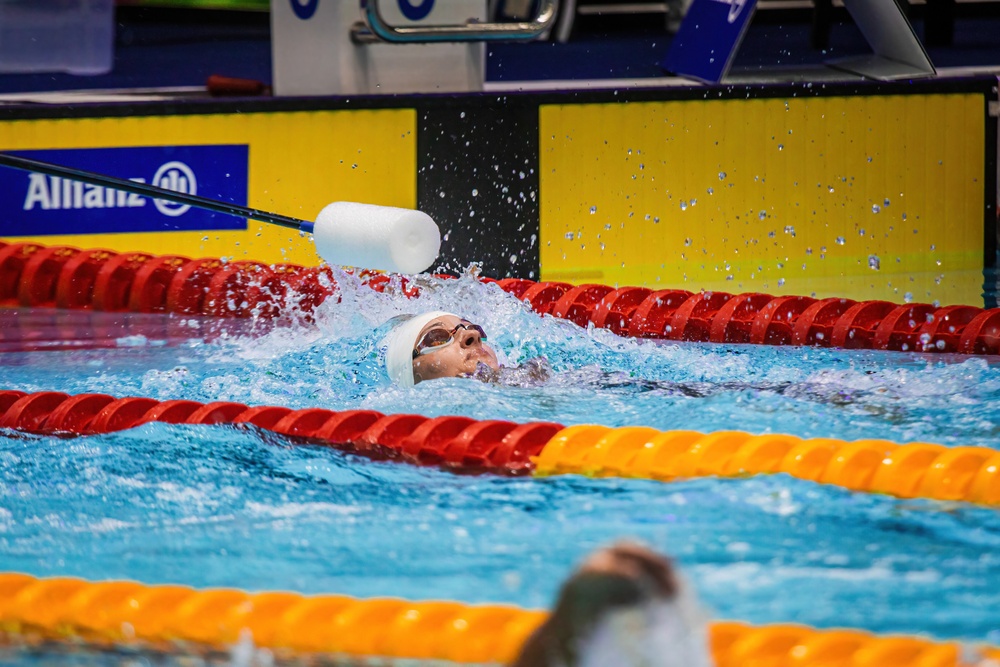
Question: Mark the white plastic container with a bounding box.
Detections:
[0,0,114,75]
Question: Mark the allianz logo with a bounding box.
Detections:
[22,161,197,218]
[708,0,749,23]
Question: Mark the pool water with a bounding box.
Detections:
[1,273,999,659]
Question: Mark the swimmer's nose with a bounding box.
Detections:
[458,326,482,348]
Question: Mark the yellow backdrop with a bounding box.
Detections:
[539,94,986,305]
[0,109,416,266]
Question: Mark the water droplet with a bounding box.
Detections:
[707,187,714,195]
[718,171,727,180]
[902,213,908,221]
[806,247,813,255]
[883,198,890,207]
[472,188,478,196]
[684,238,692,246]
[509,254,517,263]
[759,210,767,220]
[783,225,795,236]
[904,292,913,303]
[872,204,880,214]
[604,224,612,230]
[777,278,786,286]
[565,232,574,240]
[768,230,776,238]
[778,144,784,151]
[828,186,835,193]
[439,191,446,198]
[868,255,880,270]
[930,244,936,251]
[680,201,688,211]
[460,111,466,118]
[835,237,845,245]
[867,156,873,163]
[590,206,597,214]
[690,199,697,206]
[821,246,827,253]
[859,228,866,236]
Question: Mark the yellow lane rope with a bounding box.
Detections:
[533,426,1000,505]
[1,573,998,666]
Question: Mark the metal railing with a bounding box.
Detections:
[351,0,556,43]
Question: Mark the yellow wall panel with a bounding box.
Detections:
[0,109,416,266]
[539,94,986,305]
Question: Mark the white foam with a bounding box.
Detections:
[244,501,363,518]
[312,201,441,274]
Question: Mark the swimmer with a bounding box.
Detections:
[511,542,711,667]
[380,311,882,414]
[382,311,500,386]
[381,310,551,386]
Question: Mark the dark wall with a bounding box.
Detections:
[417,98,540,279]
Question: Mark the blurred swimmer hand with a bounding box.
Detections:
[510,542,712,667]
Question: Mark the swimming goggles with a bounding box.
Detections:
[412,322,488,358]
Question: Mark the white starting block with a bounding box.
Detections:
[271,0,554,97]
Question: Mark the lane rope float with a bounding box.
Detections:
[1,240,997,355]
[0,572,997,666]
[1,390,997,506]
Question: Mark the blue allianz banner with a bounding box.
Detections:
[662,0,757,83]
[0,145,249,237]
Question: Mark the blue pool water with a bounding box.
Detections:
[1,274,1000,657]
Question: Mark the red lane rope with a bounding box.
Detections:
[1,240,998,354]
[0,389,562,475]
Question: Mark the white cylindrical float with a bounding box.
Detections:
[312,201,441,274]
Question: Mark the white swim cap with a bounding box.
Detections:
[380,310,453,386]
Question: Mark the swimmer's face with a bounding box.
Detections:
[411,314,499,384]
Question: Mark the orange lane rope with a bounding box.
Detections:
[2,573,998,666]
